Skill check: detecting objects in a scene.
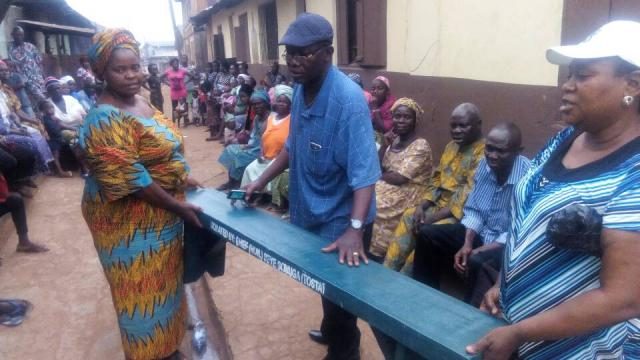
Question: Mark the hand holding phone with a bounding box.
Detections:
[227,189,260,205]
[227,189,247,200]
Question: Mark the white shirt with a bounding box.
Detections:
[54,95,86,127]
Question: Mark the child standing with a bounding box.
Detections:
[146,64,164,112]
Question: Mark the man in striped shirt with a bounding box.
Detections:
[412,122,531,307]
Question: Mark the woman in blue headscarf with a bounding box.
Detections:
[240,85,293,192]
[218,89,271,190]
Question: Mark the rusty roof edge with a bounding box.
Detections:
[16,19,95,36]
[190,0,246,24]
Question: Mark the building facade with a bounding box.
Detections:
[177,0,213,69]
[140,41,180,74]
[178,0,640,156]
[1,0,96,78]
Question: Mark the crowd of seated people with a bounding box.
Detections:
[203,53,523,314]
[0,55,93,262]
[189,59,294,214]
[1,59,88,327]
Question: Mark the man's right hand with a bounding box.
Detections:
[243,180,265,202]
[454,244,473,275]
[412,202,433,228]
[383,131,397,148]
[412,205,426,227]
[479,285,502,317]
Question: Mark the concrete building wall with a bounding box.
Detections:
[207,0,303,64]
[208,11,233,58]
[206,17,214,60]
[387,0,564,86]
[303,0,338,63]
[209,1,263,63]
[187,0,583,157]
[275,0,299,58]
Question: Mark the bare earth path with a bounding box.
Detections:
[0,174,123,359]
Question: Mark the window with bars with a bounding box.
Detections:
[259,1,279,62]
[337,0,387,68]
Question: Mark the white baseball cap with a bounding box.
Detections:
[546,20,640,67]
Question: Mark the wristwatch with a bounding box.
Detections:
[350,219,364,231]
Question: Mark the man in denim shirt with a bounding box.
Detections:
[246,12,380,360]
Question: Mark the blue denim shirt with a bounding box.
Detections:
[286,66,381,241]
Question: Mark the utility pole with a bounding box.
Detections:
[168,0,183,57]
[0,0,14,23]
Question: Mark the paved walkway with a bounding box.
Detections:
[0,121,383,359]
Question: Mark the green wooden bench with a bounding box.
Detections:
[188,189,505,359]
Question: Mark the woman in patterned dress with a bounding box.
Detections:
[368,98,432,261]
[468,20,640,360]
[80,29,203,360]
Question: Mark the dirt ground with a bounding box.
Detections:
[0,102,383,359]
[0,174,123,359]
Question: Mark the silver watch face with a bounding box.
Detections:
[351,219,363,229]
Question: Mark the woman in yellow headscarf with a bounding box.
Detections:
[368,98,433,261]
[80,29,202,360]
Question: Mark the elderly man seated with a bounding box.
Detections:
[412,122,530,306]
[383,103,486,275]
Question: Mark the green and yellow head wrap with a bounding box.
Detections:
[87,29,140,78]
[391,97,424,116]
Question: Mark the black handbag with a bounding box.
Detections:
[183,222,226,283]
[546,204,603,257]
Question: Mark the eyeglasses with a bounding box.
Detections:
[281,46,329,63]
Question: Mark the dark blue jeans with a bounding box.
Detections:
[319,224,374,360]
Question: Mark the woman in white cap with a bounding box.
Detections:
[59,75,75,96]
[467,20,640,359]
[45,77,86,127]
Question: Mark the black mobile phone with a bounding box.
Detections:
[227,189,247,200]
[227,189,260,203]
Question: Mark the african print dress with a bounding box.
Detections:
[80,104,189,359]
[369,138,432,258]
[383,139,485,274]
[503,127,640,359]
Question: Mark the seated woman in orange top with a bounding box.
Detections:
[240,84,292,191]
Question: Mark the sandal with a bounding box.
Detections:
[19,179,38,188]
[0,299,33,327]
[16,242,49,253]
[15,187,33,198]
